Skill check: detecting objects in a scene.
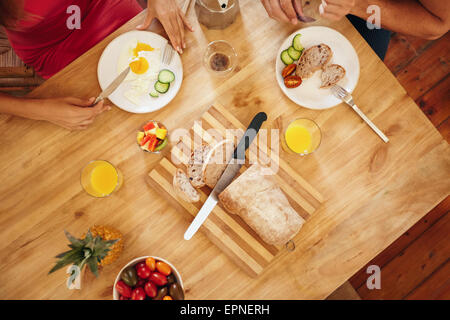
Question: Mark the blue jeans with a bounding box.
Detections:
[347,14,391,61]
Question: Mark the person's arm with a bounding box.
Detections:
[350,0,450,40]
[0,93,110,130]
[137,0,194,54]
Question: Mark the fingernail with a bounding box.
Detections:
[183,43,186,49]
[136,24,143,29]
[291,18,298,24]
[107,106,111,111]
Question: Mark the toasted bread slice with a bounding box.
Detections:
[295,44,333,79]
[202,139,235,189]
[187,144,211,188]
[320,64,346,88]
[173,169,200,203]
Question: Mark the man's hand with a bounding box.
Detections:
[37,97,110,131]
[319,0,355,21]
[261,0,304,24]
[137,0,194,54]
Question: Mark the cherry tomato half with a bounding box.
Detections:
[284,75,302,88]
[149,272,168,286]
[282,64,296,78]
[156,261,172,276]
[163,296,173,300]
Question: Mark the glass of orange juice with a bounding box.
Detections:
[81,160,123,198]
[283,118,321,155]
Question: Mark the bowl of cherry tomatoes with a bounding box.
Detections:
[113,256,184,300]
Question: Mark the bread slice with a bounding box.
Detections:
[219,163,304,246]
[187,144,211,188]
[173,169,200,203]
[202,139,235,189]
[320,64,346,88]
[295,44,333,79]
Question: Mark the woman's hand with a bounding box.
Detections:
[37,97,110,131]
[319,0,355,21]
[137,0,194,54]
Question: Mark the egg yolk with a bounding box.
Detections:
[133,42,154,57]
[129,57,149,74]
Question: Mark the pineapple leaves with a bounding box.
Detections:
[49,248,84,274]
[64,230,84,247]
[50,229,120,277]
[87,257,99,277]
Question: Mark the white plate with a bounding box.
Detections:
[276,26,360,110]
[97,30,183,114]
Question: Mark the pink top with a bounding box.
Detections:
[6,0,143,79]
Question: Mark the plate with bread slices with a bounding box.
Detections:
[276,26,360,109]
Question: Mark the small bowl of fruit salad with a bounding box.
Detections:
[113,256,184,300]
[137,120,169,153]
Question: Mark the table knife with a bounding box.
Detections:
[183,112,268,240]
[92,66,130,106]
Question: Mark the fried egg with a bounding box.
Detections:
[117,39,161,105]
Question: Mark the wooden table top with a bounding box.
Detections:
[0,0,448,299]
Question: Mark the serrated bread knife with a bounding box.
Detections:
[183,112,268,240]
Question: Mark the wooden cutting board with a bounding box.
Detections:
[147,104,323,277]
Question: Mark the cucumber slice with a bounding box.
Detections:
[287,46,301,61]
[154,81,170,94]
[149,90,159,98]
[280,50,294,65]
[292,34,303,51]
[158,69,175,84]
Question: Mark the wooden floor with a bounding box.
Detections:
[348,32,450,300]
[0,23,448,300]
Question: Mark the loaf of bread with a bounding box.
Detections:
[218,163,304,245]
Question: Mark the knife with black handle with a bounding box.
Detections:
[184,112,268,240]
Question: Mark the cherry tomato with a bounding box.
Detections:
[144,281,158,298]
[119,295,129,300]
[136,265,152,279]
[282,64,296,78]
[131,287,146,300]
[136,278,146,287]
[156,261,172,276]
[163,296,173,300]
[284,75,302,88]
[149,272,168,286]
[145,257,156,271]
[115,281,132,298]
[135,261,146,271]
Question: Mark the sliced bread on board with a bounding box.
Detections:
[187,144,211,188]
[202,139,235,189]
[173,169,200,203]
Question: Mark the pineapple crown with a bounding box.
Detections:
[49,230,119,277]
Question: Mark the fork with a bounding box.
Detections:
[162,0,192,65]
[331,85,389,143]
